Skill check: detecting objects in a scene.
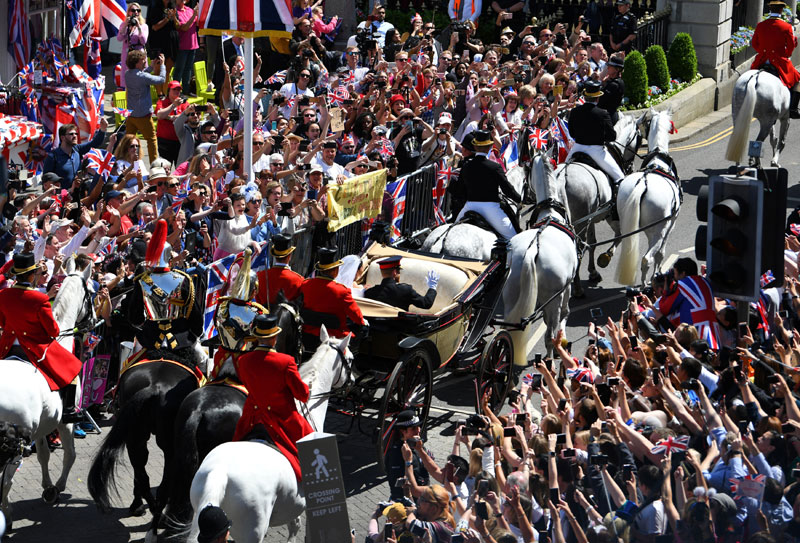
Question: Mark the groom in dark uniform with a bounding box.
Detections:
[364,256,439,311]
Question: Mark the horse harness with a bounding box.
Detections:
[119,357,206,387]
[525,198,580,264]
[279,301,305,364]
[637,149,683,210]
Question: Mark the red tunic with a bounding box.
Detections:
[233,347,312,480]
[256,265,304,307]
[0,285,83,390]
[751,17,800,88]
[298,276,364,338]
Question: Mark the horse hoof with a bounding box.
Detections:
[597,253,611,268]
[588,271,602,282]
[129,503,148,517]
[42,486,59,504]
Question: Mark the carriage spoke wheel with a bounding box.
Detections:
[477,330,514,414]
[376,347,433,473]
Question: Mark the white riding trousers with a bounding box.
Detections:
[568,143,625,182]
[457,201,517,239]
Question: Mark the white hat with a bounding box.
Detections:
[437,113,453,126]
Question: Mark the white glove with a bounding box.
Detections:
[426,270,440,290]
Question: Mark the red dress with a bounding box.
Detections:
[0,285,83,390]
[256,264,304,307]
[233,347,312,480]
[298,277,364,338]
[751,17,800,88]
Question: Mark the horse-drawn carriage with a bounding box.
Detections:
[315,241,515,469]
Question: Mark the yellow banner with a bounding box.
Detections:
[327,169,387,232]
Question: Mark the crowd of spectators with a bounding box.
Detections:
[375,256,800,543]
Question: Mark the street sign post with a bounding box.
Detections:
[297,432,351,543]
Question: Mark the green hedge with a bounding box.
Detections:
[622,51,648,107]
[645,45,670,91]
[667,32,698,83]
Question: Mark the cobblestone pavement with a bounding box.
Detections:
[4,372,484,543]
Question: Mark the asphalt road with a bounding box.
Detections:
[4,111,800,543]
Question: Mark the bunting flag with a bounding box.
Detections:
[197,0,294,37]
[9,0,30,71]
[650,435,689,455]
[85,148,116,179]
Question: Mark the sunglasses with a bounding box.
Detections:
[199,192,208,196]
[130,145,140,149]
[299,73,311,78]
[272,163,284,167]
[168,183,179,188]
[66,132,78,136]
[251,199,262,204]
[130,8,141,12]
[203,130,217,134]
[253,141,265,146]
[304,113,317,117]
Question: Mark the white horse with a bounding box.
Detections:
[557,114,645,297]
[422,165,530,260]
[616,109,682,286]
[725,69,789,167]
[504,152,578,362]
[0,260,93,528]
[186,327,352,543]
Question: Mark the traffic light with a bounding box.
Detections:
[703,175,764,301]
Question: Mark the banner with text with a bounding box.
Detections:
[327,169,387,232]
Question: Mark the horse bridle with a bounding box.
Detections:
[528,198,571,229]
[307,340,353,401]
[278,302,304,364]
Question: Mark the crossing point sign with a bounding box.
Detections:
[297,432,351,543]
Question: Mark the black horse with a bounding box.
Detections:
[87,348,203,536]
[161,293,304,539]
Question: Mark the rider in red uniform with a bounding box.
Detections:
[0,253,83,422]
[233,314,313,480]
[255,233,303,307]
[299,247,365,342]
[751,0,800,118]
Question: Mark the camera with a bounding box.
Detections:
[590,454,608,466]
[228,109,240,122]
[303,49,314,58]
[466,414,486,429]
[607,377,620,386]
[625,287,641,299]
[439,128,448,135]
[680,378,700,392]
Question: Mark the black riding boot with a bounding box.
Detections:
[791,91,800,119]
[60,384,83,424]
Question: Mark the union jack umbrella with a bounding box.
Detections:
[85,149,116,179]
[650,435,689,456]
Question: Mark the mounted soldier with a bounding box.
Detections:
[210,248,269,380]
[128,219,204,367]
[299,247,366,350]
[751,0,800,118]
[451,130,522,239]
[565,80,625,184]
[256,233,304,307]
[232,313,313,481]
[0,252,84,422]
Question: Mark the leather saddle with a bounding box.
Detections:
[759,63,781,80]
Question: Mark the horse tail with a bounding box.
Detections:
[188,466,229,542]
[725,73,757,163]
[615,177,647,286]
[507,237,539,366]
[88,389,150,512]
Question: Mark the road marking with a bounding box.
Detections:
[671,126,733,152]
[531,322,547,345]
[678,247,694,253]
[661,253,678,273]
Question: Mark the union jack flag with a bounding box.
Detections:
[341,70,355,85]
[85,37,102,79]
[99,237,117,256]
[760,269,775,288]
[521,373,534,385]
[790,223,800,236]
[113,106,132,118]
[658,275,721,350]
[729,474,766,498]
[567,367,594,384]
[266,69,287,85]
[66,0,127,45]
[83,333,102,352]
[9,0,30,71]
[327,85,350,107]
[650,435,689,455]
[171,191,188,213]
[86,148,116,179]
[387,177,407,241]
[528,128,549,151]
[550,116,574,164]
[500,134,519,170]
[204,252,241,339]
[39,134,54,151]
[434,159,456,224]
[377,137,394,159]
